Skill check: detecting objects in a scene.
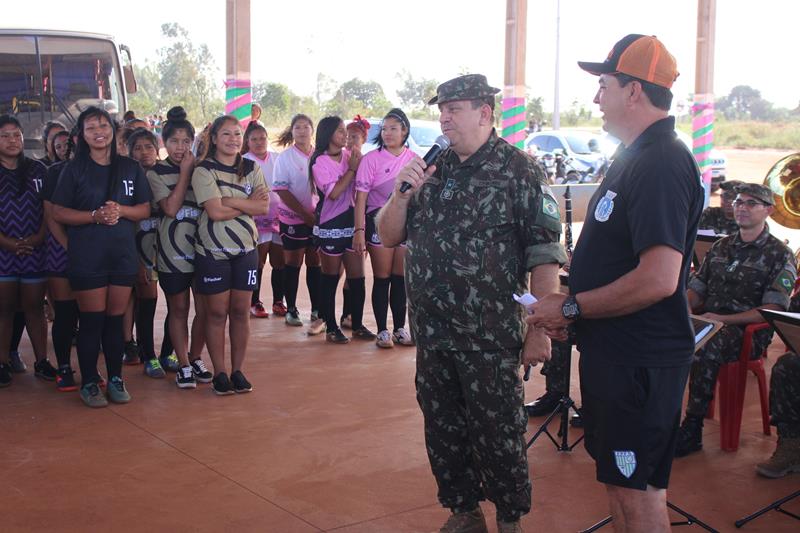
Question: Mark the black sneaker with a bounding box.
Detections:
[524,390,562,417]
[189,358,213,383]
[176,365,197,389]
[56,366,78,392]
[9,351,26,373]
[675,415,704,457]
[123,340,140,365]
[0,363,12,388]
[351,326,377,340]
[231,370,253,393]
[212,372,235,396]
[326,328,350,344]
[34,359,58,381]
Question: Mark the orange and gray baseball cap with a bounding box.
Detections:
[578,34,679,89]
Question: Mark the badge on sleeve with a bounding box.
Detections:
[542,195,560,219]
[594,190,617,222]
[614,450,637,479]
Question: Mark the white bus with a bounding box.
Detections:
[0,29,137,156]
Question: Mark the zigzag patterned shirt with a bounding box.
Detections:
[0,158,46,275]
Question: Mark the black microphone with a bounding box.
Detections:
[399,135,450,193]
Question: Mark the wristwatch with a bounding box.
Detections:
[561,295,581,321]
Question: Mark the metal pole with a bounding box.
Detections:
[225,0,252,126]
[502,0,528,148]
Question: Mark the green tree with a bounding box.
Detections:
[526,96,544,123]
[253,81,292,125]
[325,78,391,118]
[396,70,438,118]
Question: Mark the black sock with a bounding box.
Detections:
[320,273,339,331]
[10,310,25,352]
[347,277,366,329]
[52,300,79,368]
[251,267,263,305]
[342,283,351,319]
[372,277,390,332]
[271,267,285,303]
[77,311,105,384]
[159,314,173,359]
[306,265,321,313]
[390,274,407,330]
[284,265,301,309]
[102,314,125,379]
[136,298,157,359]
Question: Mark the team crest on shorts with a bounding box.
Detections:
[287,225,295,235]
[594,191,617,222]
[614,450,637,479]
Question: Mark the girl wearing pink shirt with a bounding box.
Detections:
[310,116,374,344]
[354,109,416,349]
[273,115,324,334]
[242,121,284,319]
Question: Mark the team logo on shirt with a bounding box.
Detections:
[245,183,252,195]
[594,190,617,222]
[613,450,637,479]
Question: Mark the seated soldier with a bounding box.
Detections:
[676,183,797,456]
[756,289,800,478]
[698,180,743,235]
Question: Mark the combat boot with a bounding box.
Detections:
[674,414,704,457]
[497,518,524,532]
[438,508,488,533]
[756,437,800,478]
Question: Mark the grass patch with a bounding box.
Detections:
[676,121,800,150]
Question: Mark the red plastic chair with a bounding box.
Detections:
[705,322,771,451]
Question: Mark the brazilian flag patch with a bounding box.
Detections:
[778,271,795,292]
[542,196,560,219]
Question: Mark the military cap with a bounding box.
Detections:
[735,183,775,206]
[719,180,745,192]
[427,74,501,105]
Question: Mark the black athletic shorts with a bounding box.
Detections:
[365,208,405,248]
[280,222,313,251]
[314,208,354,256]
[194,249,258,295]
[68,273,137,291]
[158,271,194,296]
[579,354,691,490]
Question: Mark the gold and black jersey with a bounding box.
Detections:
[147,160,200,273]
[192,158,266,261]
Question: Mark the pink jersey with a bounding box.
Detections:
[272,145,317,225]
[312,150,354,225]
[355,147,416,213]
[244,150,278,234]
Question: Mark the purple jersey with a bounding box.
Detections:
[355,147,415,213]
[0,159,46,275]
[312,151,355,225]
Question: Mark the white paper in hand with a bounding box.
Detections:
[513,292,538,314]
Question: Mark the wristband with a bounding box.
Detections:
[91,210,98,224]
[353,228,365,233]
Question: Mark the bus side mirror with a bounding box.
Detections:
[119,44,137,94]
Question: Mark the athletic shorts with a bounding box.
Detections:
[257,232,283,246]
[280,222,313,251]
[314,209,354,257]
[365,209,406,248]
[579,354,690,490]
[0,272,47,284]
[158,271,194,296]
[68,273,137,291]
[194,249,258,295]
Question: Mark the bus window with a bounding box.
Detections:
[0,35,39,118]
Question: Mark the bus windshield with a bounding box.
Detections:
[0,33,124,153]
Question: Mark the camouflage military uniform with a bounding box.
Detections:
[698,206,739,235]
[539,339,571,394]
[406,130,566,521]
[768,291,800,438]
[685,226,796,417]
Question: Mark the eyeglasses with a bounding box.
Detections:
[732,199,768,209]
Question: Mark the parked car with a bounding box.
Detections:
[524,130,609,182]
[361,118,442,157]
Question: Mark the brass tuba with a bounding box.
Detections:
[764,153,800,229]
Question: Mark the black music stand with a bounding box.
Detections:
[578,317,725,532]
[731,310,800,528]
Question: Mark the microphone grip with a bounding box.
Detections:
[399,144,445,194]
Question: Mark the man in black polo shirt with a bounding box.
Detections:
[529,34,703,532]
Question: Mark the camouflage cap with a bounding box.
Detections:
[719,180,745,192]
[735,183,775,205]
[427,74,501,106]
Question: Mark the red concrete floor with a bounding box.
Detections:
[1,293,799,532]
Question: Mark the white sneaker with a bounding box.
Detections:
[307,318,326,336]
[376,330,394,349]
[392,327,414,346]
